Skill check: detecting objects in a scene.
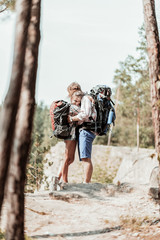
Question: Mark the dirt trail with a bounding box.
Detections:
[1,144,160,240]
[21,184,160,239]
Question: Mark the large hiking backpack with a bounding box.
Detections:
[50,100,72,139]
[83,85,116,135]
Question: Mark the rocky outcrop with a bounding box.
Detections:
[41,143,157,190]
[113,148,157,185]
[148,166,159,199]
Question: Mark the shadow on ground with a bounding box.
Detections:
[31,225,121,239]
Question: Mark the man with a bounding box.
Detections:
[68,93,97,183]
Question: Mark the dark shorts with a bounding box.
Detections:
[65,125,80,141]
[64,126,76,140]
[78,129,96,161]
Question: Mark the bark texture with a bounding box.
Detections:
[143,0,160,198]
[0,0,32,215]
[5,0,41,239]
[143,0,160,154]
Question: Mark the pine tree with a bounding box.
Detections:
[106,26,154,148]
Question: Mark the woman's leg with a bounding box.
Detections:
[59,140,76,183]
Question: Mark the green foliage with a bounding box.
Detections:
[0,230,4,240]
[108,25,154,148]
[0,0,16,12]
[94,25,154,148]
[26,102,58,192]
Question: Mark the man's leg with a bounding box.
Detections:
[81,158,93,183]
[78,130,96,183]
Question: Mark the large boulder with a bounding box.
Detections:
[113,148,158,185]
[40,142,157,191]
[148,166,159,199]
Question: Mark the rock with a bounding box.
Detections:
[148,166,160,199]
[49,191,84,203]
[132,232,139,237]
[113,149,158,185]
[110,232,121,236]
[41,143,157,191]
[148,187,159,199]
[149,166,159,188]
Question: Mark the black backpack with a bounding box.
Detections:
[83,85,116,135]
[50,100,72,139]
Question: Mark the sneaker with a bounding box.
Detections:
[59,182,68,190]
[51,176,59,191]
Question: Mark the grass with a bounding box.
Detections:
[92,164,117,183]
[118,215,151,231]
[92,147,118,183]
[105,215,154,233]
[25,236,33,240]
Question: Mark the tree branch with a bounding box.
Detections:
[0,6,8,13]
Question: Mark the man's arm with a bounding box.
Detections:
[68,96,92,123]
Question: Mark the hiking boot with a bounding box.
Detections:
[51,176,59,191]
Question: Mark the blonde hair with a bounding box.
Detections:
[72,90,84,98]
[67,82,82,98]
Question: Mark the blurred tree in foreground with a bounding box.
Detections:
[142,0,160,197]
[0,0,41,238]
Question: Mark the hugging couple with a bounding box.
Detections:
[52,81,97,190]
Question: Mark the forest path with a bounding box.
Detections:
[24,183,160,240]
[1,144,159,239]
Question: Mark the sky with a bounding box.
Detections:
[0,0,147,106]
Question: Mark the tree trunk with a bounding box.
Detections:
[143,0,160,194]
[5,0,41,239]
[137,106,140,151]
[143,0,160,152]
[0,0,32,216]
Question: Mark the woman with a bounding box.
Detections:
[52,83,84,190]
